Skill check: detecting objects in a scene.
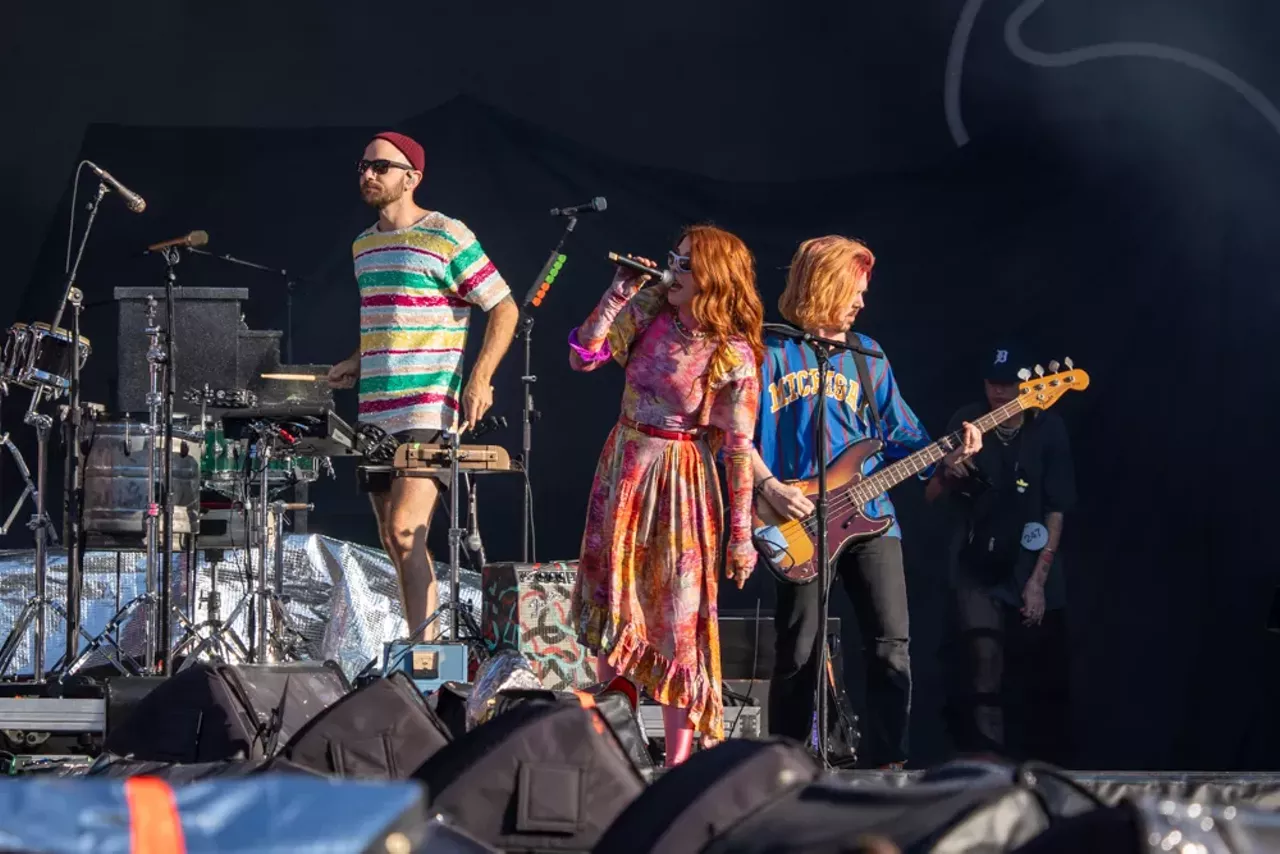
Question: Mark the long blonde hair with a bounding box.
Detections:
[778,236,875,331]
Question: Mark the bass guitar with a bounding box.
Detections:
[753,361,1088,584]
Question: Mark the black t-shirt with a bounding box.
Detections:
[942,403,1076,609]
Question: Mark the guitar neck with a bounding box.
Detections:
[849,399,1026,505]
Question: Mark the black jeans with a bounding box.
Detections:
[951,586,1071,765]
[769,535,911,766]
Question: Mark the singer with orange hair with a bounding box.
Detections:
[568,224,764,765]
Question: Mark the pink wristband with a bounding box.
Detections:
[568,328,612,364]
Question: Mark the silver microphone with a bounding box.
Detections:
[465,476,486,565]
[85,161,146,213]
[550,197,607,216]
[607,252,675,286]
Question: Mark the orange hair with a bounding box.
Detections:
[778,236,875,331]
[682,224,766,366]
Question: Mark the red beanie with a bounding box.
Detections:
[372,131,426,173]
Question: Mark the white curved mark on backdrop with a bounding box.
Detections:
[945,0,1280,147]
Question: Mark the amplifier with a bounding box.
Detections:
[383,642,469,695]
[639,700,764,741]
[718,613,841,680]
[480,561,596,691]
[724,678,771,737]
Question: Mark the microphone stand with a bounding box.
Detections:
[46,181,110,673]
[153,247,184,676]
[761,322,882,768]
[515,215,577,563]
[33,179,107,678]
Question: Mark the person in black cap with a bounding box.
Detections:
[925,344,1076,764]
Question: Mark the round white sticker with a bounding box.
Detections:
[1021,522,1049,551]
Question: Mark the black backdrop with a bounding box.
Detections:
[4,0,1280,770]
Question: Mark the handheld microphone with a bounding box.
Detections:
[146,230,209,253]
[607,252,674,286]
[550,197,607,217]
[85,161,146,213]
[464,475,486,569]
[466,494,484,557]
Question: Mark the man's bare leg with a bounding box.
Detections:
[370,476,442,640]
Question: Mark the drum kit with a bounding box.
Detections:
[1,163,546,686]
[0,222,344,683]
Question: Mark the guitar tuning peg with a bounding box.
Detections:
[1017,368,1031,381]
[1047,360,1060,373]
[1034,364,1045,377]
[1064,357,1074,369]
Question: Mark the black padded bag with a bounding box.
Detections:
[593,738,820,854]
[428,680,473,740]
[279,671,452,779]
[490,682,654,771]
[413,701,646,853]
[102,661,349,763]
[84,752,322,781]
[707,758,1101,854]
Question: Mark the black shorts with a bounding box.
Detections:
[359,429,444,493]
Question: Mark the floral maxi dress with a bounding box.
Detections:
[568,281,759,742]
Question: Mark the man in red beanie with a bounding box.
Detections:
[328,132,519,639]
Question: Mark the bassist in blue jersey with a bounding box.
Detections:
[751,236,981,767]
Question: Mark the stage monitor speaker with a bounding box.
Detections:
[103,661,349,763]
[104,675,167,738]
[718,612,840,680]
[594,739,819,854]
[85,752,321,780]
[114,287,248,414]
[709,758,1099,854]
[481,561,597,691]
[413,700,645,852]
[280,672,452,780]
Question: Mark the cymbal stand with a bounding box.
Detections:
[58,299,171,678]
[141,295,164,674]
[169,552,251,668]
[155,247,183,675]
[174,546,256,670]
[267,497,312,660]
[248,432,306,663]
[60,287,86,663]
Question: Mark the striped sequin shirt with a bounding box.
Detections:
[353,211,510,434]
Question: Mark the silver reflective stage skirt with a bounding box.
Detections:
[0,535,480,679]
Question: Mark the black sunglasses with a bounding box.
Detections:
[357,159,415,176]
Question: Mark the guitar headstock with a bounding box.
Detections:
[1017,358,1089,411]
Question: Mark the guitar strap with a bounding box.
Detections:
[847,332,883,438]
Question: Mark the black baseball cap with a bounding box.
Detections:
[982,345,1025,383]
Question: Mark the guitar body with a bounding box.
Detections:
[753,439,895,585]
[751,362,1089,586]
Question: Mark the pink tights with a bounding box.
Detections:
[597,655,694,767]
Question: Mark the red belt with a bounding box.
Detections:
[620,416,703,442]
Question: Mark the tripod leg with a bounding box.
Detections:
[181,590,253,667]
[62,596,154,677]
[0,432,36,536]
[0,604,39,676]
